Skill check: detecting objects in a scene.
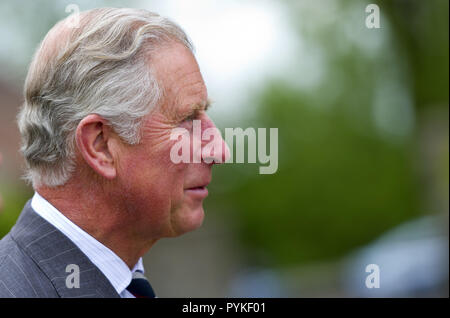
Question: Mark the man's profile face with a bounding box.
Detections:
[114,42,226,239]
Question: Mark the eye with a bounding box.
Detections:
[183,114,197,122]
[181,110,203,124]
[178,113,198,129]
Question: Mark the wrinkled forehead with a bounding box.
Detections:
[150,42,208,116]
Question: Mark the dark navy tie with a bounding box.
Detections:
[126,271,156,298]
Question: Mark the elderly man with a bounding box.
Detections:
[0,8,227,298]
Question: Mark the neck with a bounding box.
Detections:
[36,179,158,269]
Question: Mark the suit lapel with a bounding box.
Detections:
[10,201,120,298]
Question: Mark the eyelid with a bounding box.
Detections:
[179,100,212,123]
[183,114,196,122]
[184,109,204,122]
[181,112,198,123]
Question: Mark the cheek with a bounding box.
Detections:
[118,139,188,209]
[117,151,189,237]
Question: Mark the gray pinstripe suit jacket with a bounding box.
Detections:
[0,200,120,298]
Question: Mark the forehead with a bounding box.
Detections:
[150,42,207,116]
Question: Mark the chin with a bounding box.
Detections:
[173,205,205,236]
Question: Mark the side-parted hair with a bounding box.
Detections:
[17,8,193,188]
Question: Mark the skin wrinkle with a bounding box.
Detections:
[172,101,211,125]
[160,77,206,120]
[22,10,194,188]
[37,40,228,269]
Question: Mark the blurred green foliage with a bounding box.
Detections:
[212,84,420,266]
[209,0,448,267]
[382,0,449,107]
[0,0,447,271]
[0,184,32,238]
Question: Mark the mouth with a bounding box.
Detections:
[185,179,211,199]
[184,186,209,199]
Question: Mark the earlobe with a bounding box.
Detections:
[76,114,117,180]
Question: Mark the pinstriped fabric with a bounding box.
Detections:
[0,234,57,297]
[0,200,119,298]
[31,192,145,297]
[0,281,15,297]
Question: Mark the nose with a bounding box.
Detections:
[200,115,230,165]
[211,132,230,165]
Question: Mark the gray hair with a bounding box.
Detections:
[17,8,193,188]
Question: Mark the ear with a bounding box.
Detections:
[75,114,118,180]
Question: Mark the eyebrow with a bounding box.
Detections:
[180,98,212,120]
[193,98,212,112]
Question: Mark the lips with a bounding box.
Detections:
[185,178,211,199]
[185,177,211,190]
[188,186,207,190]
[184,186,209,199]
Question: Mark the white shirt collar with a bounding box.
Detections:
[31,192,144,296]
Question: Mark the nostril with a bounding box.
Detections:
[210,140,229,165]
